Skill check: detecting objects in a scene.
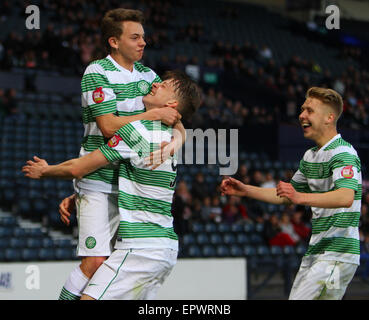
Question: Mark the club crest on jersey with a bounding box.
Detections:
[108,135,122,148]
[137,80,150,95]
[341,165,354,179]
[92,87,105,104]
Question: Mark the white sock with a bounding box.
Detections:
[58,265,89,300]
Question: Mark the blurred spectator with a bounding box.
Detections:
[191,172,209,201]
[222,196,248,224]
[264,214,296,247]
[291,208,311,243]
[199,196,212,222]
[209,195,223,223]
[280,213,301,245]
[172,181,192,236]
[261,172,276,188]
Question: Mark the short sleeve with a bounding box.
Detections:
[81,63,117,118]
[330,152,361,191]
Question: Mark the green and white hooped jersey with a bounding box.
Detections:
[291,134,361,265]
[75,55,161,194]
[99,120,178,251]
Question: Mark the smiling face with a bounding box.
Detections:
[143,79,178,110]
[299,97,336,145]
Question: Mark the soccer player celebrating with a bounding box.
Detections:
[221,87,362,300]
[23,70,201,300]
[57,9,186,300]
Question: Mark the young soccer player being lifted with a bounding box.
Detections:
[221,87,362,300]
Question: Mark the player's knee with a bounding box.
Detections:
[80,256,107,278]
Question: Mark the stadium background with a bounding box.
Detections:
[0,0,368,299]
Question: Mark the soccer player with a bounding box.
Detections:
[23,70,202,300]
[57,9,186,300]
[221,87,362,300]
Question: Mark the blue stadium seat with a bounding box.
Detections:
[5,248,22,261]
[217,222,231,233]
[201,244,216,257]
[0,216,17,227]
[243,223,255,233]
[0,238,10,248]
[186,244,202,258]
[191,222,204,233]
[230,244,243,257]
[55,248,73,260]
[295,244,307,257]
[26,237,43,248]
[231,223,243,233]
[243,245,256,257]
[270,246,283,256]
[42,237,54,248]
[21,248,39,261]
[216,244,231,257]
[0,226,13,238]
[196,233,209,245]
[10,238,27,248]
[250,233,264,245]
[236,233,250,245]
[182,233,196,246]
[209,233,222,245]
[222,233,236,245]
[54,239,72,248]
[283,245,295,256]
[12,227,27,238]
[204,222,217,233]
[256,245,270,256]
[38,248,55,260]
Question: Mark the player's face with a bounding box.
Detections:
[143,79,178,109]
[116,21,146,63]
[299,97,331,142]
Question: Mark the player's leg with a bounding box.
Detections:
[82,248,177,300]
[58,190,120,300]
[289,259,358,300]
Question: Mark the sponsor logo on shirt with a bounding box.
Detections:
[92,87,105,104]
[341,165,354,179]
[108,135,123,148]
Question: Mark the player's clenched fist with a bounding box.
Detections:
[22,156,49,179]
[220,177,247,197]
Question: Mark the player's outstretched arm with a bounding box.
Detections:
[221,177,290,205]
[96,107,181,138]
[22,150,109,180]
[276,181,354,208]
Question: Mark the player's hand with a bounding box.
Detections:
[144,139,173,170]
[220,177,247,197]
[152,107,182,126]
[59,194,76,226]
[22,156,48,179]
[276,181,302,204]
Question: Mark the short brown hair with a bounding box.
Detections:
[306,87,343,122]
[162,70,202,121]
[101,8,145,53]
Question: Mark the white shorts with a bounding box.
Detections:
[83,248,178,300]
[76,189,120,257]
[289,259,358,300]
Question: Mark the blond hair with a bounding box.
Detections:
[306,87,343,123]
